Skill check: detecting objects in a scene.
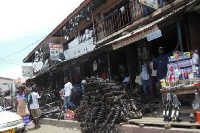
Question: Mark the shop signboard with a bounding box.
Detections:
[139,0,158,10]
[49,43,63,60]
[112,25,159,50]
[64,38,94,61]
[22,66,33,78]
[147,29,162,41]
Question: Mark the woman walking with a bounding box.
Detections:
[16,86,30,130]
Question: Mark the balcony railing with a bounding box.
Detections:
[95,0,175,41]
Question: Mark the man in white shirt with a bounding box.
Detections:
[64,77,76,110]
[81,77,87,93]
[28,86,40,128]
[140,59,151,95]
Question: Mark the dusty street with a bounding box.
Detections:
[27,123,81,133]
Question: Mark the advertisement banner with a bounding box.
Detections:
[139,0,158,10]
[49,43,63,60]
[112,25,159,50]
[22,66,33,78]
[64,38,94,61]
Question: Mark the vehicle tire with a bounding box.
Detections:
[16,129,25,133]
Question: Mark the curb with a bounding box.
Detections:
[39,118,200,133]
[117,124,200,133]
[40,118,81,130]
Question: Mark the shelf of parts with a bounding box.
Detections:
[160,86,200,95]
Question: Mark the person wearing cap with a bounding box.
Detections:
[154,42,179,89]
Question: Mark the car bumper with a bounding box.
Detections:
[0,123,26,132]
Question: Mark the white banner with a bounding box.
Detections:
[49,43,63,60]
[64,38,94,61]
[139,0,158,10]
[22,66,33,78]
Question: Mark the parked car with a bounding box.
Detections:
[0,106,25,133]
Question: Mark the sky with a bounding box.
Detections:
[0,0,84,79]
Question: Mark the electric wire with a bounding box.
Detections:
[0,60,21,65]
[0,58,22,63]
[2,35,46,59]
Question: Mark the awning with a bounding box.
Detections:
[109,0,197,50]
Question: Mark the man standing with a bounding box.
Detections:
[150,55,158,97]
[28,85,40,128]
[64,77,76,110]
[154,42,179,89]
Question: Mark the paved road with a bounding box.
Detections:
[27,123,81,133]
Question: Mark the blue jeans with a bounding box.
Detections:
[64,96,76,110]
[141,77,152,94]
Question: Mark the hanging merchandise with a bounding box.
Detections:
[160,50,200,90]
[93,60,97,71]
[160,50,200,122]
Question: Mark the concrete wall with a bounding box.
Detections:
[0,77,13,92]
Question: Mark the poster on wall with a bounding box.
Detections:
[49,43,63,60]
[139,0,158,10]
[22,66,33,78]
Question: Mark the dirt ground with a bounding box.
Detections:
[27,122,81,133]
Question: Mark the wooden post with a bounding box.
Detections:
[177,21,184,52]
[107,51,112,80]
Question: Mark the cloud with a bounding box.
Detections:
[0,65,22,79]
[0,0,84,79]
[0,0,84,41]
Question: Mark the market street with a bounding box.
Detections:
[27,123,81,133]
[1,0,200,133]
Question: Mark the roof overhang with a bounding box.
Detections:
[23,0,91,63]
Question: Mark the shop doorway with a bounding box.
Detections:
[109,47,128,83]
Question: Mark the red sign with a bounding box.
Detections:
[112,25,159,50]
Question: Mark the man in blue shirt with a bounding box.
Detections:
[154,42,179,89]
[154,47,172,88]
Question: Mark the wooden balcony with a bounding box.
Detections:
[95,0,175,41]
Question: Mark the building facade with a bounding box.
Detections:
[23,0,200,91]
[0,76,13,92]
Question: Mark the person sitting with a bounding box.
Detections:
[123,74,130,84]
[123,74,130,91]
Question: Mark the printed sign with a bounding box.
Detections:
[139,0,158,10]
[112,25,159,50]
[64,38,94,60]
[22,66,33,78]
[147,30,162,41]
[49,43,63,60]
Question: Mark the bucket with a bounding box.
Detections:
[64,110,74,120]
[197,111,200,123]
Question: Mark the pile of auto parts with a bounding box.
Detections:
[40,88,82,120]
[39,89,60,106]
[75,78,143,133]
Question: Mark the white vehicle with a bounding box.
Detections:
[0,106,25,133]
